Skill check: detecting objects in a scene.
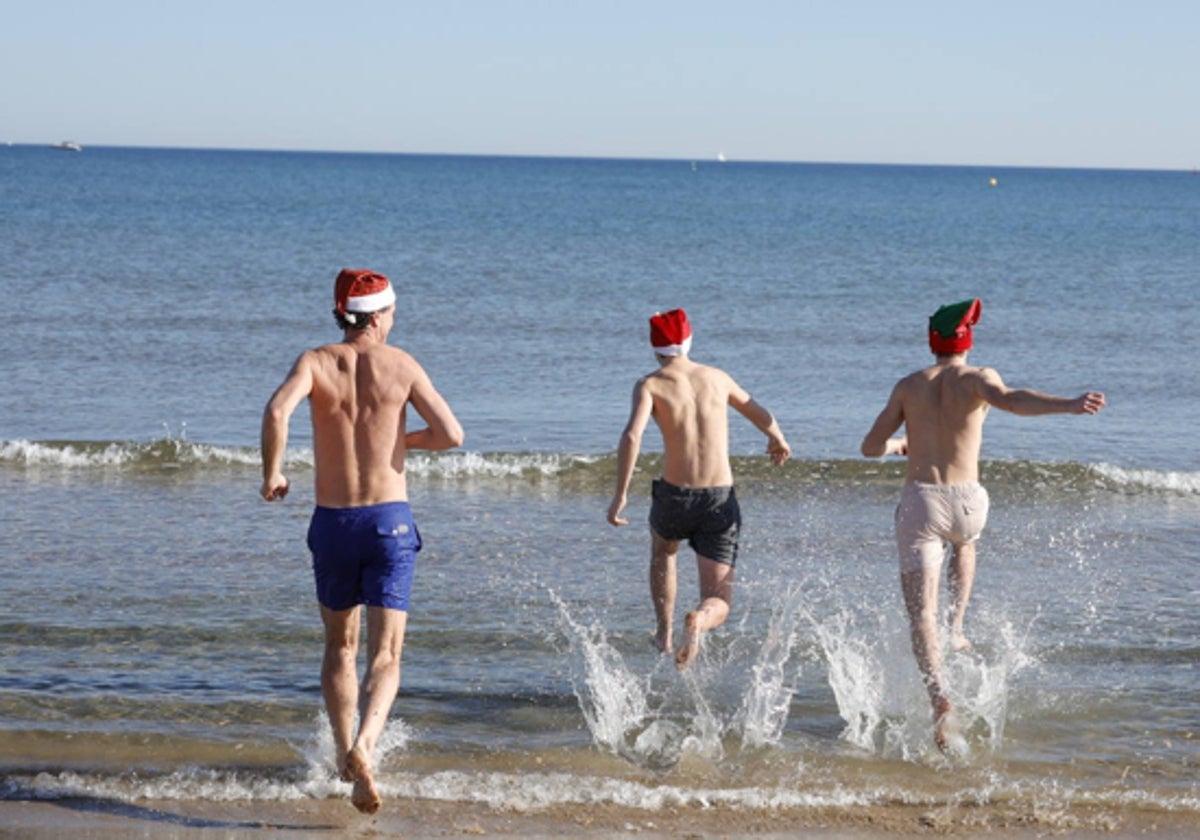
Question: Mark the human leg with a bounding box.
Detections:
[650,531,679,653]
[947,541,976,652]
[319,605,362,776]
[343,605,407,815]
[675,555,734,670]
[900,568,958,750]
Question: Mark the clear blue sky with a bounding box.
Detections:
[4,1,1197,169]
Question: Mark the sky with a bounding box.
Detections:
[3,1,1198,170]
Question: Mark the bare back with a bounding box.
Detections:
[644,359,739,487]
[307,341,421,507]
[893,362,989,484]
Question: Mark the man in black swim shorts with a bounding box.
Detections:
[608,309,790,669]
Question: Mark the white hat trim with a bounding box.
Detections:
[345,286,396,313]
[653,336,692,357]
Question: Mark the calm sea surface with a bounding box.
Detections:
[1,146,1197,821]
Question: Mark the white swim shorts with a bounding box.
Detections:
[894,481,990,574]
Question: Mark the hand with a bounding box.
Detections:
[261,474,290,502]
[607,496,628,527]
[1075,391,1106,415]
[766,436,791,466]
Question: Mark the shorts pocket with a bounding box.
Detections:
[375,521,422,553]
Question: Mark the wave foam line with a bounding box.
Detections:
[1091,462,1200,494]
[5,768,1199,817]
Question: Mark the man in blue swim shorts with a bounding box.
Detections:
[608,309,791,670]
[862,297,1104,751]
[261,269,463,813]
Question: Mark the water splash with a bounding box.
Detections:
[735,586,808,748]
[551,592,650,754]
[552,588,815,767]
[805,590,1039,761]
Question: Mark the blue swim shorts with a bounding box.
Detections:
[306,502,422,612]
[649,478,741,567]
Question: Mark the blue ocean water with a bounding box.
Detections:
[1,145,1198,822]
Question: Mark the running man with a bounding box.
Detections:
[261,268,464,813]
[860,298,1104,750]
[608,309,791,669]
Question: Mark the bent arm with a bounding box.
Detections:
[861,386,907,457]
[608,380,654,526]
[405,371,465,451]
[729,385,791,465]
[975,368,1106,416]
[260,353,314,501]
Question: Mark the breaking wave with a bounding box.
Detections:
[1,438,1195,497]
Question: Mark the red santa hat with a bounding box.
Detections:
[649,309,693,357]
[333,269,396,320]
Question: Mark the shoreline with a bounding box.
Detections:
[1,797,1195,839]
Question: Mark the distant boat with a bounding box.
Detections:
[716,151,727,163]
[51,141,83,152]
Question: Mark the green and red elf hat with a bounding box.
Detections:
[928,298,982,355]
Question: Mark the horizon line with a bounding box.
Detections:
[5,140,1195,175]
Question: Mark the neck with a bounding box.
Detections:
[935,352,968,365]
[344,325,383,345]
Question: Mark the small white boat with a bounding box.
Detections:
[51,141,83,152]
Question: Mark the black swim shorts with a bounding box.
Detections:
[649,478,741,567]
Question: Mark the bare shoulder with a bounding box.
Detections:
[960,364,1004,389]
[692,361,737,388]
[895,367,933,393]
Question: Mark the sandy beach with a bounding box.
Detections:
[1,796,1196,839]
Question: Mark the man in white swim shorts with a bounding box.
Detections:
[861,298,1105,751]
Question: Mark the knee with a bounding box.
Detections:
[367,646,402,676]
[324,634,357,663]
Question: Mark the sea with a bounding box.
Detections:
[1,145,1197,825]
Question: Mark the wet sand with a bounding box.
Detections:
[1,797,1194,839]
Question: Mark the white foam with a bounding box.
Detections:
[1091,462,1200,494]
[406,451,598,478]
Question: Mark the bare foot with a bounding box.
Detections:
[950,631,973,653]
[344,746,382,815]
[674,612,701,670]
[932,696,964,755]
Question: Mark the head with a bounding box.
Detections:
[928,298,982,357]
[649,308,692,360]
[332,268,396,331]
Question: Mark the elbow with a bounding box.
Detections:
[438,420,465,450]
[860,438,880,458]
[263,403,288,429]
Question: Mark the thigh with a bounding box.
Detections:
[895,486,948,574]
[364,605,408,659]
[695,554,735,603]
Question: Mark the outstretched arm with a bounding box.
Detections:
[974,368,1106,416]
[608,380,654,526]
[261,352,314,501]
[728,385,791,466]
[861,384,907,457]
[405,368,465,451]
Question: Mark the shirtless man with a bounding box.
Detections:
[860,298,1104,749]
[261,269,463,813]
[608,309,791,670]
